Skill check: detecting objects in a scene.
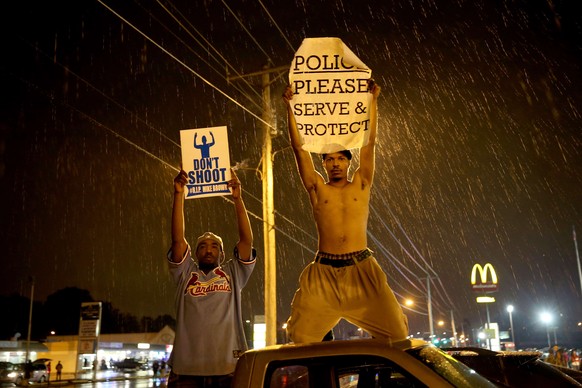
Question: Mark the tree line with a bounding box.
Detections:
[0,287,175,340]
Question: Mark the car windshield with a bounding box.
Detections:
[407,345,496,388]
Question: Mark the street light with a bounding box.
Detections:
[506,305,515,346]
[540,312,552,349]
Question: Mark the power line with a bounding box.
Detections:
[104,1,317,248]
[257,0,296,52]
[8,65,315,256]
[8,71,175,170]
[370,202,455,312]
[370,204,432,276]
[9,35,314,270]
[219,0,274,65]
[376,195,439,278]
[151,0,265,110]
[368,233,427,296]
[12,35,180,149]
[221,196,316,254]
[97,0,275,131]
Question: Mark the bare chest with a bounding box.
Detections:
[314,183,369,214]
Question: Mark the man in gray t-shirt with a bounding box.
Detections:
[168,168,255,388]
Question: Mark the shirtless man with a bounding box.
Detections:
[282,80,408,343]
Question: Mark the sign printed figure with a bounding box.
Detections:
[289,37,373,154]
[180,126,232,199]
[194,132,215,158]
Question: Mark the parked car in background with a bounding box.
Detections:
[444,347,582,387]
[0,360,48,385]
[233,338,496,387]
[113,358,148,371]
[0,361,22,385]
[27,360,48,384]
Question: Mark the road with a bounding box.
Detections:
[54,377,166,387]
[40,370,167,387]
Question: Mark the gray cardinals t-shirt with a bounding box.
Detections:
[167,245,256,376]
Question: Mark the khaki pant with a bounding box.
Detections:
[286,255,408,343]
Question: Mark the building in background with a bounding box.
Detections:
[34,325,174,376]
[0,340,48,363]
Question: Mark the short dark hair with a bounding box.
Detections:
[321,149,352,161]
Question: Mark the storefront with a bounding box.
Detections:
[0,340,49,364]
[34,325,175,376]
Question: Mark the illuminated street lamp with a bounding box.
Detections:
[540,312,553,348]
[402,297,433,340]
[506,305,515,346]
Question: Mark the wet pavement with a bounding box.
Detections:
[36,370,167,387]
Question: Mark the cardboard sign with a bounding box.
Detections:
[180,126,231,199]
[289,37,373,154]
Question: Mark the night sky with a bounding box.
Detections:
[1,0,581,346]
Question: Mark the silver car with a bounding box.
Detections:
[0,360,49,385]
[0,361,22,385]
[233,338,496,387]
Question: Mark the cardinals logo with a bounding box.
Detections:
[185,268,231,297]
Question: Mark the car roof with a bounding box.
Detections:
[235,338,464,388]
[242,338,428,359]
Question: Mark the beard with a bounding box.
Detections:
[199,261,218,272]
[328,170,345,182]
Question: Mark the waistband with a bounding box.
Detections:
[314,248,373,267]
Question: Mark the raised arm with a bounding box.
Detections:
[228,169,253,261]
[171,169,189,262]
[282,86,322,194]
[358,80,380,186]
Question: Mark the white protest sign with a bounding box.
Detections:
[180,126,231,199]
[289,37,373,154]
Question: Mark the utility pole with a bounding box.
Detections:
[450,310,457,347]
[261,69,277,346]
[25,277,34,365]
[229,64,287,346]
[574,226,582,299]
[427,276,434,340]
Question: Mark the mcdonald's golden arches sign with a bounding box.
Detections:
[470,263,498,292]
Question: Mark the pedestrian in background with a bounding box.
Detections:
[55,361,63,381]
[571,349,580,370]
